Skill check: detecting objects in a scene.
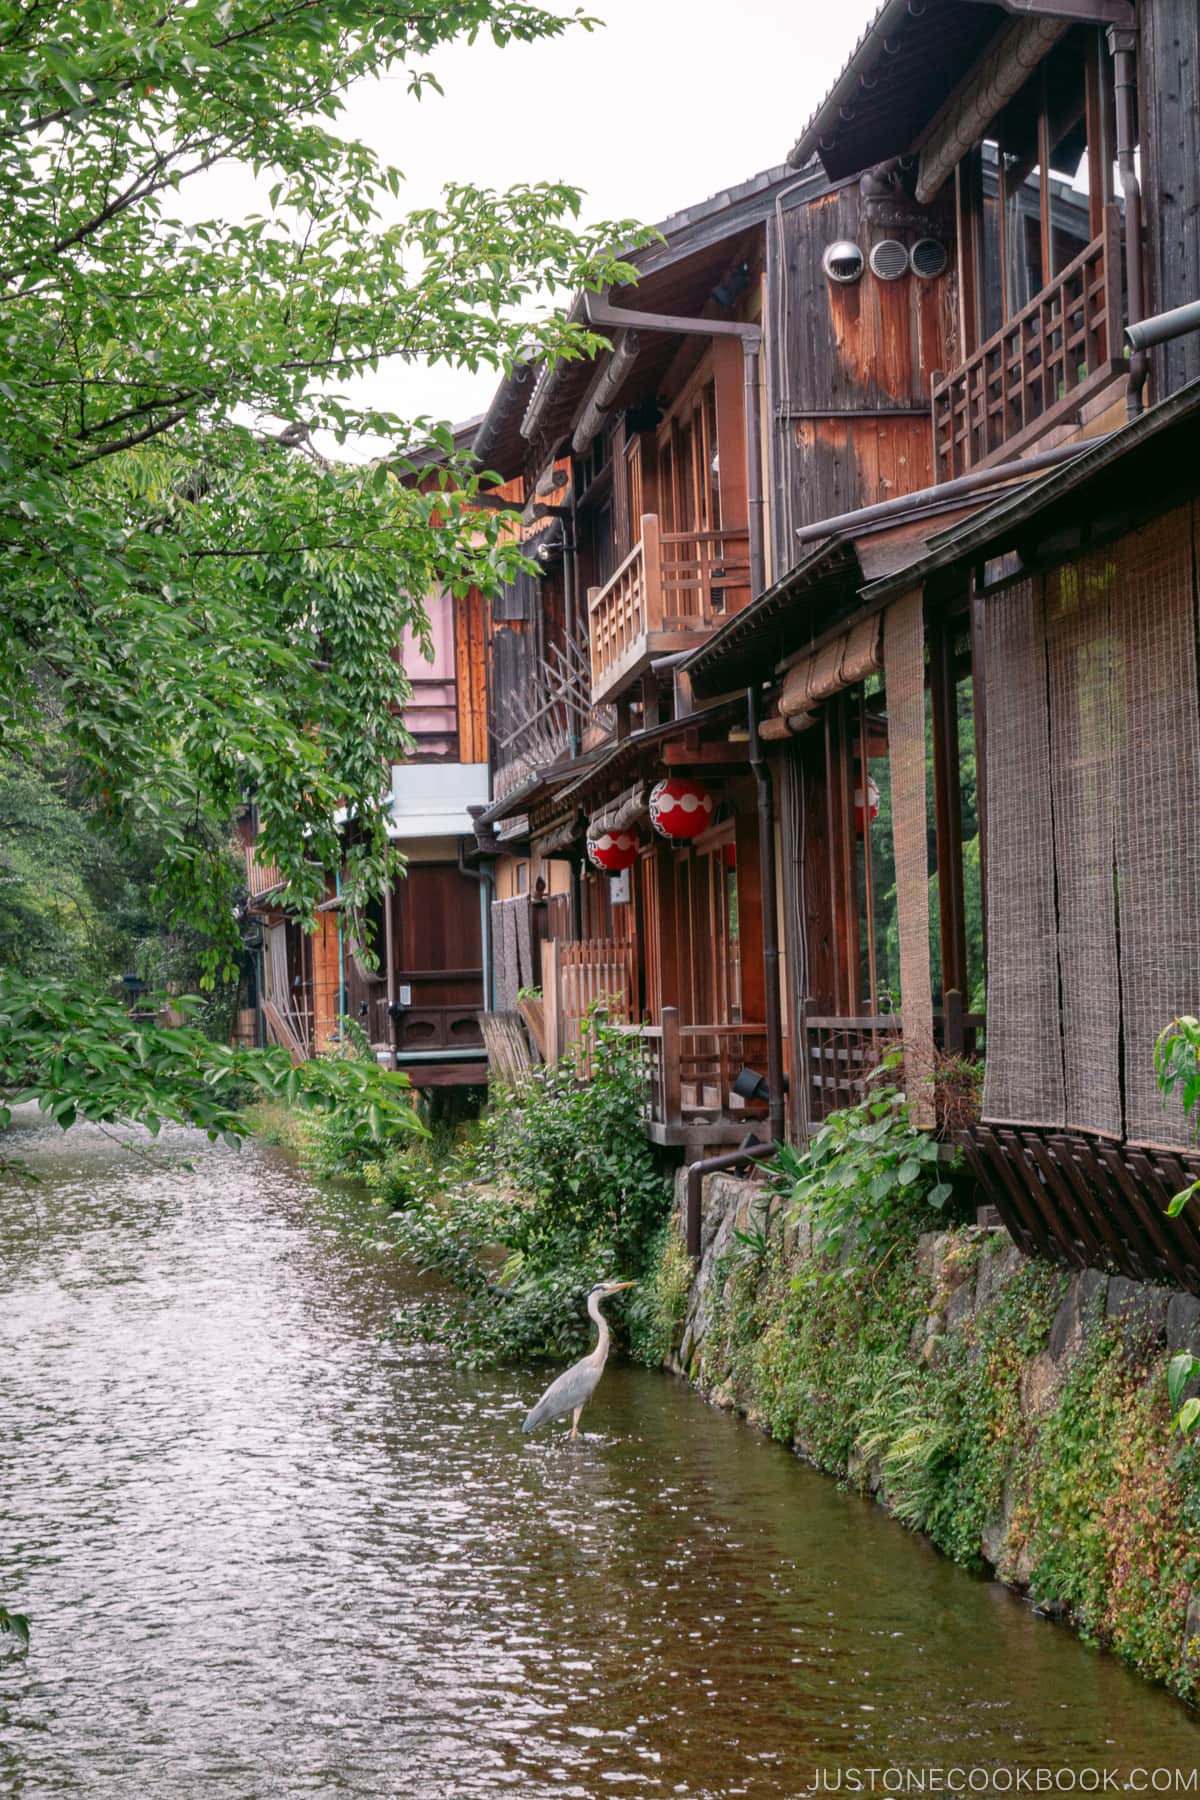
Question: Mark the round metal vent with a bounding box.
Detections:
[869,238,909,281]
[822,240,864,285]
[910,236,950,280]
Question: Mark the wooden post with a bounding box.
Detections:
[944,987,964,1057]
[641,514,663,632]
[662,1005,683,1127]
[542,936,562,1064]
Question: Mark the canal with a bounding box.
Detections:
[2,1111,1198,1797]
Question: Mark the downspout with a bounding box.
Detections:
[565,463,581,760]
[747,685,786,1146]
[457,839,496,1010]
[1110,25,1147,419]
[685,1142,777,1262]
[383,871,398,1071]
[583,295,766,599]
[335,867,347,1027]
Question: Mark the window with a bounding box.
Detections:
[959,29,1114,354]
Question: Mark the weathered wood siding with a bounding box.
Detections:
[454,585,489,764]
[767,182,957,577]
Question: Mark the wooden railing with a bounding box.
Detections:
[244,844,284,899]
[931,207,1124,479]
[588,514,751,704]
[803,995,985,1124]
[618,1009,769,1132]
[541,936,637,1067]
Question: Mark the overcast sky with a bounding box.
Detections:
[212,0,882,436]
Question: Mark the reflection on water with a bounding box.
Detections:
[1,1112,1198,1798]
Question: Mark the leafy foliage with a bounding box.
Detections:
[785,1058,966,1265]
[0,1606,29,1649]
[375,1019,673,1367]
[0,0,649,975]
[699,1216,1200,1699]
[0,969,421,1148]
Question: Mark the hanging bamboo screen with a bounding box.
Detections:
[981,575,1066,1130]
[1046,552,1122,1139]
[885,590,936,1128]
[982,505,1200,1147]
[1112,507,1200,1148]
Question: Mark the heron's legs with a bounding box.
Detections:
[570,1408,582,1439]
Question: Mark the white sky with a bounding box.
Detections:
[206,0,882,437]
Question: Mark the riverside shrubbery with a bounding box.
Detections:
[369,1017,676,1367]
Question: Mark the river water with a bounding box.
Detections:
[1,1111,1198,1799]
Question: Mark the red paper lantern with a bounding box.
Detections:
[855,773,880,832]
[586,829,638,872]
[649,776,715,840]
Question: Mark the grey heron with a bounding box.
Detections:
[521,1279,637,1439]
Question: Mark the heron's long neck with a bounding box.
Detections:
[587,1290,611,1366]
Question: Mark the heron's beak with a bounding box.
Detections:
[607,1280,637,1292]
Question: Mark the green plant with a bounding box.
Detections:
[626,1224,693,1365]
[0,1607,29,1649]
[380,1016,673,1368]
[787,1056,964,1264]
[1156,1017,1200,1217]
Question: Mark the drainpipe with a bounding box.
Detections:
[565,464,581,759]
[685,1141,777,1262]
[792,433,1116,545]
[582,294,765,600]
[335,868,347,1027]
[458,838,496,1010]
[747,686,786,1147]
[1109,26,1146,419]
[383,870,398,1071]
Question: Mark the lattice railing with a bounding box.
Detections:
[617,1010,768,1129]
[932,207,1124,478]
[588,514,751,702]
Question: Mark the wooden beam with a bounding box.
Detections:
[662,741,750,767]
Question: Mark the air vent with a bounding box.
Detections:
[869,238,909,282]
[910,236,950,280]
[822,240,864,285]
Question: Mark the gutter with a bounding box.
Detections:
[793,435,1115,546]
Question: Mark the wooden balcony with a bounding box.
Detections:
[618,1009,770,1149]
[588,514,751,706]
[931,206,1124,479]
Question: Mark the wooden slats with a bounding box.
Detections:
[931,209,1124,478]
[965,1123,1200,1294]
[588,514,751,703]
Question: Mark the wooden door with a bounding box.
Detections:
[392,865,484,1052]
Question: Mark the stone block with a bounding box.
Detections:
[975,1240,1026,1312]
[1105,1277,1172,1356]
[1020,1349,1061,1418]
[1168,1293,1200,1355]
[946,1281,976,1333]
[1047,1268,1108,1363]
[1182,1590,1200,1679]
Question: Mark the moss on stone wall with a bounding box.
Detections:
[665,1176,1200,1703]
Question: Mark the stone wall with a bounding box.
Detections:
[664,1169,1200,1699]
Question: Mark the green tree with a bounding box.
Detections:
[0,0,643,976]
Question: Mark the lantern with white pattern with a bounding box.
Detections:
[586,829,638,873]
[649,776,714,840]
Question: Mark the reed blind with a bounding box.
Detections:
[885,591,936,1128]
[982,505,1200,1147]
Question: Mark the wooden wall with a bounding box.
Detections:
[454,585,488,764]
[767,182,957,577]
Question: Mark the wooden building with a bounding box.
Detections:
[676,0,1200,1285]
